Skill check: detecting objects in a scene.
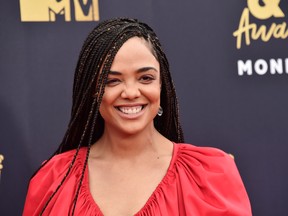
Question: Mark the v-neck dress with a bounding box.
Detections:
[23,143,252,215]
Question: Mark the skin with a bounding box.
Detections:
[88,37,173,216]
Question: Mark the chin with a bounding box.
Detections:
[117,122,154,136]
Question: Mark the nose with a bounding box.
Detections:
[121,82,141,99]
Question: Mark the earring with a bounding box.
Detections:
[157,106,163,116]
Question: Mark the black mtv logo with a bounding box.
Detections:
[20,0,99,22]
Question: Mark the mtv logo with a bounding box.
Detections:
[20,0,99,22]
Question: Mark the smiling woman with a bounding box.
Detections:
[23,18,252,216]
[99,37,161,137]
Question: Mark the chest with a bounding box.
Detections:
[87,158,170,216]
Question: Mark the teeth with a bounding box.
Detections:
[119,106,143,114]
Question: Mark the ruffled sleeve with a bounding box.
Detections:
[22,148,101,216]
[136,143,252,216]
[174,143,252,215]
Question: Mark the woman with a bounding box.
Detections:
[23,18,251,216]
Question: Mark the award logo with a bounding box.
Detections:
[20,0,99,22]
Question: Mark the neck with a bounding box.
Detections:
[92,125,169,159]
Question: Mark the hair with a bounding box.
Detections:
[38,17,184,215]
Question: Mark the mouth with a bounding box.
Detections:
[116,105,146,115]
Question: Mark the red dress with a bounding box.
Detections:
[23,143,252,215]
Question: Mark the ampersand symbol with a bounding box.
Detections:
[0,154,4,173]
[247,0,285,19]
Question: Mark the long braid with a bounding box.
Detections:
[38,18,184,215]
[38,28,115,214]
[40,80,102,215]
[71,39,117,214]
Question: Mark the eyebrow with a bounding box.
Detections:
[109,67,158,75]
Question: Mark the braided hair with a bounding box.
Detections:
[39,17,184,215]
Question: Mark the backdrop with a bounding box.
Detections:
[1,1,288,215]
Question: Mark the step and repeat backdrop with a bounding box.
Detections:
[1,1,288,215]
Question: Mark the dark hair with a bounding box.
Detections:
[39,17,184,215]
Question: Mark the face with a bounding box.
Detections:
[99,37,161,136]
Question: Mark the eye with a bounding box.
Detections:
[106,78,120,86]
[139,75,155,84]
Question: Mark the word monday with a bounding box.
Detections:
[237,58,288,76]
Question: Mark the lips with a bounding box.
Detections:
[116,105,146,115]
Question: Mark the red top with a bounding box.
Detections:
[23,143,252,215]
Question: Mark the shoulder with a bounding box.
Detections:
[174,143,233,166]
[175,142,229,156]
[172,143,252,215]
[35,147,87,180]
[23,148,87,215]
[45,148,86,166]
[173,143,240,181]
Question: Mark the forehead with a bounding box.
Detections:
[110,37,159,71]
[116,37,153,56]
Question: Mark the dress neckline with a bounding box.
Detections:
[83,142,180,215]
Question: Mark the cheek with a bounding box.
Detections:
[101,94,112,106]
[99,89,118,115]
[101,87,120,104]
[142,85,161,103]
